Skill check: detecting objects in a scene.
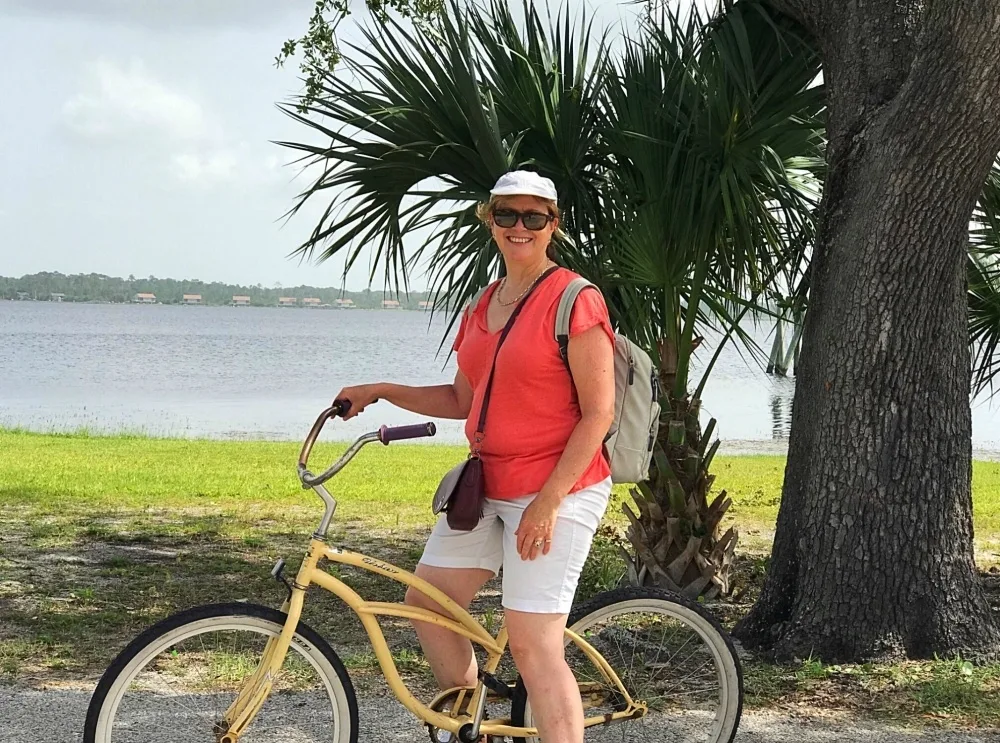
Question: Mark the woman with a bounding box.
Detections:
[333,170,616,743]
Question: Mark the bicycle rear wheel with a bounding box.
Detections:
[511,587,743,743]
[84,602,358,743]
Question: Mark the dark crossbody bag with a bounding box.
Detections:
[432,266,559,531]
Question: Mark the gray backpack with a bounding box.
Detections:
[466,278,661,483]
[556,279,661,484]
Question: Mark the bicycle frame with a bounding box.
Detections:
[218,536,645,741]
[214,410,646,742]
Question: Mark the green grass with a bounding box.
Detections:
[744,656,1000,728]
[0,429,478,689]
[1,428,998,727]
[3,428,998,546]
[0,428,466,527]
[711,454,1000,559]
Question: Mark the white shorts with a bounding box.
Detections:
[418,477,612,614]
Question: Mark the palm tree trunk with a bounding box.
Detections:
[623,337,737,600]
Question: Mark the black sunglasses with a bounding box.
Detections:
[491,208,555,231]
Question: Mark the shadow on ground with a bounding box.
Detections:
[2,496,998,730]
[0,502,507,691]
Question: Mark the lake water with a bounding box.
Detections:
[5,301,1000,449]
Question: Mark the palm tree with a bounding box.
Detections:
[581,7,822,597]
[278,0,823,598]
[969,162,1000,398]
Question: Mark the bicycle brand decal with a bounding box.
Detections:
[361,556,399,574]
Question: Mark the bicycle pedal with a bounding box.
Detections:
[477,670,512,700]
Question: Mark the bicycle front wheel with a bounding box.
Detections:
[511,587,743,743]
[84,602,359,743]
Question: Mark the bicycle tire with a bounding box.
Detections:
[84,602,359,743]
[510,586,743,743]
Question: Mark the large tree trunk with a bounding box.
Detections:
[734,0,1000,661]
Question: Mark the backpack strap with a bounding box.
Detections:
[554,278,597,367]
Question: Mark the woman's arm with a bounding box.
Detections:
[540,324,616,498]
[332,369,473,420]
[515,324,616,558]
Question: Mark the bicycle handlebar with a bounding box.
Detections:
[378,422,437,444]
[297,401,436,487]
[297,404,343,470]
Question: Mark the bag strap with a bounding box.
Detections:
[472,265,560,456]
[554,277,596,368]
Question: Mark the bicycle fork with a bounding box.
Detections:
[215,552,319,742]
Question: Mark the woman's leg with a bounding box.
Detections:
[404,564,493,689]
[506,610,582,743]
[495,480,612,743]
[409,504,504,689]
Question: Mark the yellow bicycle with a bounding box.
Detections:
[84,405,743,743]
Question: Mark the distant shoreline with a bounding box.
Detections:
[721,437,1000,462]
[6,426,1000,462]
[4,298,442,310]
[1,271,439,309]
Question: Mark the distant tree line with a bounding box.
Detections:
[0,272,437,309]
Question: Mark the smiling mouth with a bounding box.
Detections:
[508,237,532,243]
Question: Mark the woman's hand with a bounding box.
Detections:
[332,384,381,420]
[515,492,562,560]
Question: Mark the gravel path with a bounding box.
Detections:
[4,686,997,743]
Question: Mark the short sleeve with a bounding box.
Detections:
[451,308,470,353]
[569,286,616,347]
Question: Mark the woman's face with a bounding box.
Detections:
[490,195,558,265]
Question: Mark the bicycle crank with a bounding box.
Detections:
[425,687,509,743]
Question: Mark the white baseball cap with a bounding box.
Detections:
[490,170,558,202]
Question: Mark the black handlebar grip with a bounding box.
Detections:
[333,399,352,417]
[378,422,437,444]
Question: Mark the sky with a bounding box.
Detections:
[0,0,646,292]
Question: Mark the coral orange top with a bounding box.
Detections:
[452,267,615,500]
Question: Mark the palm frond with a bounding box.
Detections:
[969,161,1000,397]
[279,0,823,389]
[595,1,823,393]
[277,0,609,337]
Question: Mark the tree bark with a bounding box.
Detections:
[735,0,1000,661]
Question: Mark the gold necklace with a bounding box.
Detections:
[496,266,550,307]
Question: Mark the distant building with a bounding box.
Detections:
[232,295,251,306]
[302,297,322,307]
[182,294,202,305]
[278,297,298,307]
[134,293,156,304]
[381,299,401,309]
[418,300,433,311]
[334,298,356,309]
[15,291,30,301]
[50,293,65,302]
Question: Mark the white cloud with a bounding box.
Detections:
[59,58,287,188]
[169,143,289,188]
[169,151,238,184]
[1,0,311,29]
[62,58,214,143]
